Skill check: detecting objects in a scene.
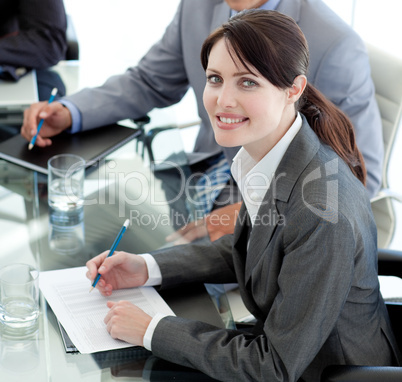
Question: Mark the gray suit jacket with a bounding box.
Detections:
[149,117,400,382]
[65,0,382,197]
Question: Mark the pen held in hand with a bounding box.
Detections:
[28,87,58,150]
[89,219,130,293]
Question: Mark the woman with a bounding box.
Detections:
[86,10,400,382]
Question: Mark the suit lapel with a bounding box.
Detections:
[233,203,248,244]
[232,203,253,300]
[242,117,321,285]
[244,188,281,284]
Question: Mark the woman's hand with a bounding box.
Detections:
[86,251,149,296]
[104,301,152,346]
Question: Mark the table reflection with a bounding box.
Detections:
[109,354,218,381]
[0,329,41,375]
[48,207,85,256]
[0,137,234,381]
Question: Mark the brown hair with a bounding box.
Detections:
[200,9,366,185]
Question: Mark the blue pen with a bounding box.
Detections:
[28,87,58,150]
[89,219,130,293]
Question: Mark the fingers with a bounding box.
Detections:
[86,250,110,282]
[96,281,113,297]
[28,134,53,148]
[104,300,132,337]
[86,251,130,294]
[167,221,208,245]
[21,102,45,141]
[175,223,208,244]
[205,202,243,241]
[165,218,206,243]
[37,102,59,121]
[165,203,242,244]
[165,222,194,242]
[104,301,151,346]
[104,301,117,329]
[86,252,113,296]
[100,251,128,273]
[21,101,66,146]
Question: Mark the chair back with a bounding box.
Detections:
[367,44,402,248]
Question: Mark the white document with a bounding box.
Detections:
[39,266,175,354]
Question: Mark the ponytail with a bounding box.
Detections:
[299,84,366,185]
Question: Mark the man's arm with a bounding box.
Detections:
[20,1,190,143]
[63,2,191,131]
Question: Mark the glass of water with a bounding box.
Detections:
[0,263,39,334]
[48,154,85,212]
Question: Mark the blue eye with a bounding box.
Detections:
[207,75,222,84]
[243,79,257,87]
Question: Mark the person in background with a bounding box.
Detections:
[85,10,400,382]
[21,0,383,242]
[0,0,67,141]
[0,0,67,81]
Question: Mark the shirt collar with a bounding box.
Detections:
[230,0,281,17]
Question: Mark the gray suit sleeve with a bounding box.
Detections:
[150,209,359,382]
[152,234,237,289]
[63,2,190,130]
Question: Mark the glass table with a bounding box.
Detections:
[0,135,234,381]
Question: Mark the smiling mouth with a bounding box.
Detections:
[219,116,247,124]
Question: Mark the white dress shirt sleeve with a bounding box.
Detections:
[139,253,162,286]
[143,312,168,351]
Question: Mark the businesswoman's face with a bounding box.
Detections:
[203,38,300,161]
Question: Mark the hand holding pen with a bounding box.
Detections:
[86,220,150,296]
[28,87,58,150]
[21,91,73,148]
[90,219,130,292]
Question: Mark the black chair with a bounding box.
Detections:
[66,14,79,60]
[321,248,402,381]
[132,115,155,161]
[132,115,200,163]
